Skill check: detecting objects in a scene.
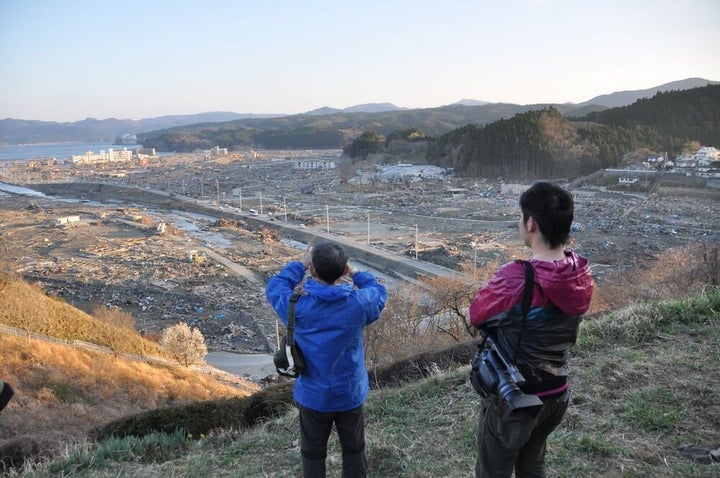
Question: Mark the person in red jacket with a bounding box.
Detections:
[470,182,594,478]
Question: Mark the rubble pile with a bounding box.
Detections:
[2,199,277,353]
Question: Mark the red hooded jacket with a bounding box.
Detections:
[470,251,594,389]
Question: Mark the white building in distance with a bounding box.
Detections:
[696,147,719,166]
[71,148,133,164]
[295,160,336,169]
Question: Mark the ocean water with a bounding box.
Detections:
[0,142,141,163]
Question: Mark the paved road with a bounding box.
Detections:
[205,351,275,380]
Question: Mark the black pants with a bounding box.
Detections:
[298,403,367,478]
[0,380,14,412]
[475,391,570,478]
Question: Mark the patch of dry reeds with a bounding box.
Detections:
[593,240,719,310]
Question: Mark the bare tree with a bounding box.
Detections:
[92,304,136,356]
[364,283,428,365]
[160,322,208,366]
[420,276,478,342]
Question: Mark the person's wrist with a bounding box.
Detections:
[349,266,360,277]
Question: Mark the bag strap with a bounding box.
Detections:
[518,260,535,319]
[511,259,535,362]
[286,293,301,347]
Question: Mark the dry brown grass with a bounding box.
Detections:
[0,332,260,456]
[593,240,719,311]
[0,273,260,463]
[0,275,164,356]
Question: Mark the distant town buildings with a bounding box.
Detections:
[295,160,336,169]
[670,146,719,177]
[618,177,639,185]
[71,148,133,165]
[70,147,156,165]
[203,146,228,158]
[136,147,156,156]
[605,145,720,183]
[695,146,719,166]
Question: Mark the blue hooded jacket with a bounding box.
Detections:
[266,261,387,412]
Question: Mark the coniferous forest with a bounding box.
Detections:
[425,85,720,178]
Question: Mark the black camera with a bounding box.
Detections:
[470,330,543,417]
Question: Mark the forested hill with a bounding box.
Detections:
[425,84,720,178]
[579,84,720,147]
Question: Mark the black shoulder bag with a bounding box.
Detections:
[469,260,534,396]
[274,293,305,378]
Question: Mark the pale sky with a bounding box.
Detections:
[1,0,719,122]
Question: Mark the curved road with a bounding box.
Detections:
[205,351,276,380]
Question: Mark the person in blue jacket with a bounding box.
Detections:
[266,241,387,478]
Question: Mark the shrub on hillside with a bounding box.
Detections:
[90,382,295,440]
[160,322,207,366]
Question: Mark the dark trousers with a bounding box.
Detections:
[298,403,367,478]
[0,380,14,412]
[475,391,570,478]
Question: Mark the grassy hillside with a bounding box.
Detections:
[0,275,164,356]
[8,291,719,477]
[0,274,260,471]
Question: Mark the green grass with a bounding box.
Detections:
[623,387,686,432]
[11,290,720,477]
[44,381,94,405]
[47,430,191,474]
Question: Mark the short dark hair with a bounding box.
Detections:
[311,241,348,283]
[520,182,574,249]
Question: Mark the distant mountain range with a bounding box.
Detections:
[305,103,406,115]
[0,112,280,145]
[574,77,718,108]
[1,78,716,145]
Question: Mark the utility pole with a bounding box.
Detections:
[216,179,220,202]
[473,244,477,281]
[283,197,288,221]
[326,205,330,233]
[259,191,263,214]
[367,213,370,245]
[415,224,419,260]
